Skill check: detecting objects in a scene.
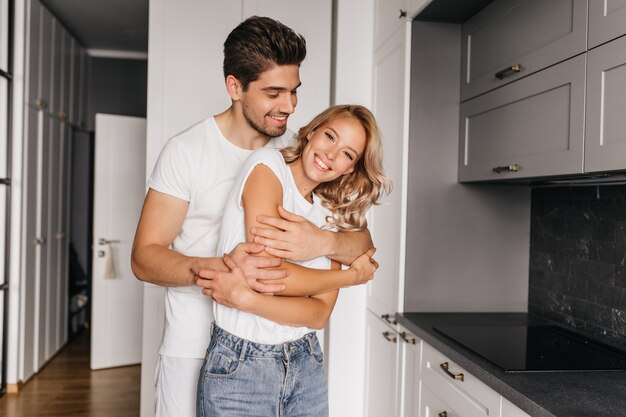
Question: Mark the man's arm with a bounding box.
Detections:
[252,205,374,265]
[131,189,287,290]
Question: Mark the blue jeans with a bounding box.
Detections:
[196,324,329,417]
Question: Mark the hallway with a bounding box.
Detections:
[0,331,140,417]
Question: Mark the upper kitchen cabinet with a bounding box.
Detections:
[458,54,586,182]
[588,0,626,49]
[585,35,626,173]
[461,0,587,101]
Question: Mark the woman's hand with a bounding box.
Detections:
[348,247,378,287]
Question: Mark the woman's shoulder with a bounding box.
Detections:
[248,147,286,167]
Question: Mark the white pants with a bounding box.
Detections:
[155,355,204,417]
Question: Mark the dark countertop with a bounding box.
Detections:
[397,312,626,417]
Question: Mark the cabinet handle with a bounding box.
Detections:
[98,238,120,245]
[492,164,521,174]
[399,331,417,344]
[381,313,397,325]
[382,331,397,343]
[440,362,464,381]
[35,99,48,110]
[495,64,521,79]
[34,237,47,245]
[438,412,448,417]
[399,9,407,18]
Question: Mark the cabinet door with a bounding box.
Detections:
[45,116,62,358]
[458,54,586,182]
[25,0,41,107]
[461,0,587,101]
[36,111,51,369]
[365,311,401,417]
[421,343,501,417]
[399,328,421,417]
[368,24,409,317]
[588,0,626,49]
[50,18,63,115]
[374,0,408,49]
[69,39,78,125]
[61,28,72,118]
[420,385,462,417]
[23,105,40,380]
[58,122,71,347]
[39,5,53,110]
[585,35,626,173]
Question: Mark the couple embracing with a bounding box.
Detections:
[132,15,390,417]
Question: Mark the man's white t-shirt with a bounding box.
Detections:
[147,116,294,358]
[214,147,331,344]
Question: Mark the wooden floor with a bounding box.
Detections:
[0,330,141,417]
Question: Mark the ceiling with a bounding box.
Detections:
[40,0,149,54]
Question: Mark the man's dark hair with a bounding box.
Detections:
[223,16,307,91]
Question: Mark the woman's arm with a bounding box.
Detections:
[203,254,340,329]
[242,165,376,297]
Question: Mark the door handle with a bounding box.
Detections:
[99,238,120,245]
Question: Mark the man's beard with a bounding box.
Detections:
[242,104,287,138]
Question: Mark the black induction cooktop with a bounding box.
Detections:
[433,325,626,372]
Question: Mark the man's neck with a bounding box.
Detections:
[214,108,271,150]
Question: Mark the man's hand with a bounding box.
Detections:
[227,242,289,293]
[251,206,332,262]
[194,254,257,310]
[347,248,379,287]
[192,242,288,300]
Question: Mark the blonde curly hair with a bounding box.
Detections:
[281,104,391,231]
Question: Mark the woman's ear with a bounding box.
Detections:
[306,130,314,141]
[225,75,242,101]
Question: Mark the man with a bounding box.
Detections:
[131,16,373,416]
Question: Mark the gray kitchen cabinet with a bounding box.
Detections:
[461,0,587,101]
[458,54,586,182]
[585,35,626,173]
[588,0,626,49]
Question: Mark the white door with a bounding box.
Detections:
[91,114,146,370]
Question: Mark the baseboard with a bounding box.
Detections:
[7,381,23,394]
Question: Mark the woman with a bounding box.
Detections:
[197,105,390,417]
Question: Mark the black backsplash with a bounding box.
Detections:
[529,185,626,351]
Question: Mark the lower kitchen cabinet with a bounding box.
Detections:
[420,342,530,417]
[399,328,421,417]
[421,343,500,417]
[420,385,462,417]
[501,397,531,417]
[365,310,402,417]
[365,311,422,417]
